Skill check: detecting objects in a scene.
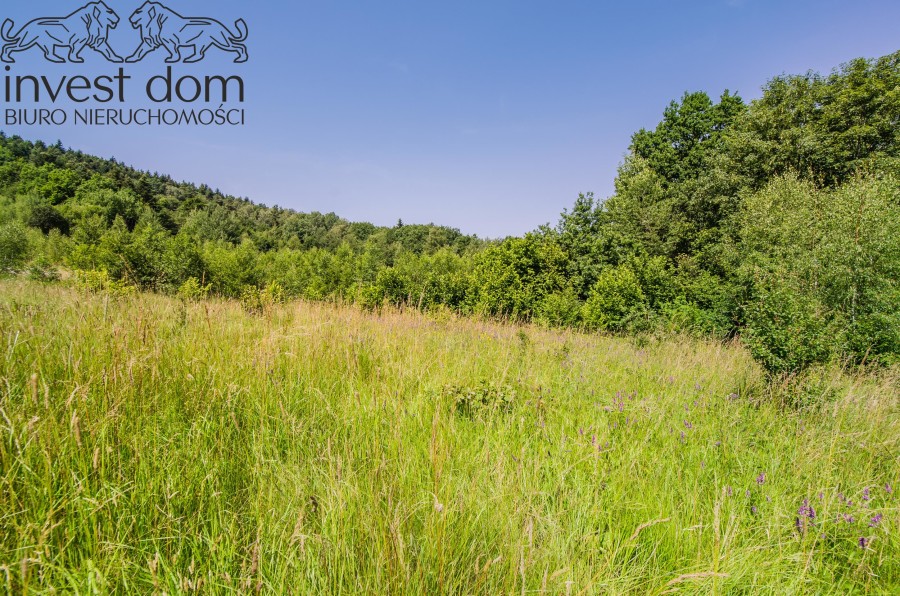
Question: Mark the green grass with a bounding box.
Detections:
[0,279,897,594]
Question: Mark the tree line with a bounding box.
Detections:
[1,51,898,374]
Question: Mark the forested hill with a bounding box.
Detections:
[1,50,898,376]
[0,137,483,255]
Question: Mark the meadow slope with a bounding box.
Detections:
[0,280,897,594]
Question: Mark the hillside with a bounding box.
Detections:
[0,279,897,592]
[1,50,898,376]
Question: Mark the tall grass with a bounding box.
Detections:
[0,280,897,593]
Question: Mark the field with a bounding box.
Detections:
[0,280,897,594]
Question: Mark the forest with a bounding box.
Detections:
[1,50,899,375]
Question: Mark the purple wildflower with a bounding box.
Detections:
[751,505,758,514]
[726,486,733,497]
[756,473,766,485]
[684,421,693,429]
[862,487,871,502]
[746,490,752,498]
[858,537,870,549]
[817,492,824,501]
[578,427,584,436]
[887,484,893,495]
[869,513,883,528]
[843,514,855,524]
[796,499,816,534]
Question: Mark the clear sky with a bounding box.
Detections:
[2,0,899,237]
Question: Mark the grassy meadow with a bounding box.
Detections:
[0,279,898,594]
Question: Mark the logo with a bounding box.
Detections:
[2,2,249,129]
[125,2,248,64]
[1,1,248,64]
[1,2,124,64]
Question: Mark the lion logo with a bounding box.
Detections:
[1,2,124,63]
[126,2,248,64]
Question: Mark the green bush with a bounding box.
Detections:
[74,269,137,297]
[177,277,212,301]
[0,222,29,274]
[535,289,582,328]
[740,174,900,372]
[582,265,646,332]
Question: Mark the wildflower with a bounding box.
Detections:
[817,492,824,501]
[887,484,893,495]
[796,499,816,534]
[756,473,766,485]
[862,487,871,502]
[578,427,584,436]
[726,486,733,497]
[727,393,739,401]
[591,435,597,447]
[751,505,758,514]
[843,514,855,523]
[680,431,686,441]
[869,513,883,528]
[858,537,870,549]
[746,490,752,498]
[715,441,722,447]
[684,421,693,429]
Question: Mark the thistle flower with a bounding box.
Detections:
[756,473,766,485]
[869,513,883,528]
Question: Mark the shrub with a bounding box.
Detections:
[740,174,900,373]
[27,204,71,235]
[0,222,29,274]
[445,382,517,419]
[582,265,647,332]
[535,289,582,328]
[177,277,212,301]
[74,269,137,297]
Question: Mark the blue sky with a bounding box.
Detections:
[2,0,899,237]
